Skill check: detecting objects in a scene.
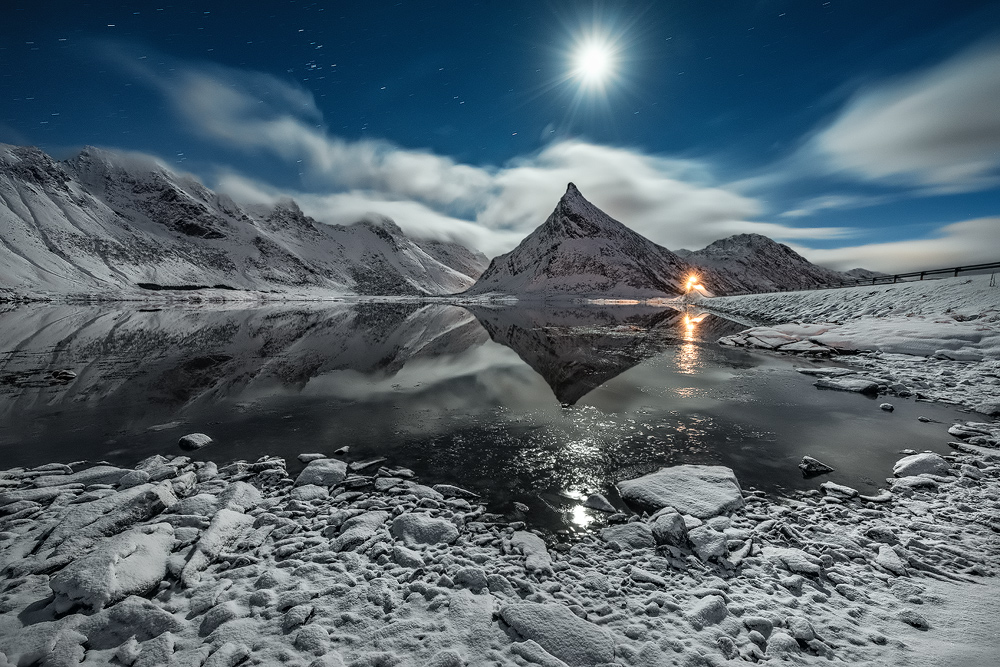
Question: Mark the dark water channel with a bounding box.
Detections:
[0,302,969,532]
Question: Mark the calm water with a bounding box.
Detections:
[0,301,968,532]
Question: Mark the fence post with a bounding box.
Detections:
[954,267,960,277]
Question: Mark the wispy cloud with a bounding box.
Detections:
[778,193,895,219]
[813,41,1000,192]
[108,50,860,256]
[214,171,524,257]
[792,217,1000,273]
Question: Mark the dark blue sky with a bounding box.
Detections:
[3,1,999,270]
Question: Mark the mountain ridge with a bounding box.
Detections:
[465,183,694,298]
[0,144,487,300]
[465,185,875,299]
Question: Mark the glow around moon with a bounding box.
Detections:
[572,38,617,88]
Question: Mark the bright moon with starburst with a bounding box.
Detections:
[572,39,617,89]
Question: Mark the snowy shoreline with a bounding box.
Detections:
[704,275,1000,416]
[1,425,999,666]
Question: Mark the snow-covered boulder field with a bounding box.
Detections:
[1,441,999,666]
[708,275,1000,414]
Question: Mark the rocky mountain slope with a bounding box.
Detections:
[464,183,694,298]
[465,184,872,299]
[676,234,870,294]
[0,144,486,300]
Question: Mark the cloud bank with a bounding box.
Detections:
[814,42,1000,191]
[792,218,1000,273]
[113,47,997,273]
[118,53,855,257]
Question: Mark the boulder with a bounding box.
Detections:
[650,508,687,546]
[599,523,655,550]
[583,493,616,513]
[688,525,726,561]
[332,511,390,552]
[50,523,174,612]
[973,401,1000,417]
[500,603,614,666]
[390,513,459,546]
[178,433,213,451]
[33,465,131,488]
[814,377,879,394]
[799,456,834,476]
[617,465,744,518]
[294,459,348,488]
[686,595,728,629]
[511,531,554,575]
[893,453,950,477]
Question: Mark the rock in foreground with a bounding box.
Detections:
[617,464,745,518]
[0,441,997,667]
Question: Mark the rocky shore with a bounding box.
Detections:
[1,422,998,666]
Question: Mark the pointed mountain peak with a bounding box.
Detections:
[557,182,588,210]
[466,181,692,297]
[539,182,628,241]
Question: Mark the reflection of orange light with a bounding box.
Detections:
[683,312,707,339]
[684,313,707,327]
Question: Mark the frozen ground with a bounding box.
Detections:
[705,275,1000,415]
[1,427,998,666]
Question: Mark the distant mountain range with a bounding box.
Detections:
[0,144,486,300]
[464,183,875,299]
[0,144,875,301]
[675,234,880,295]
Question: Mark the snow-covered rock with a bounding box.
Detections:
[50,523,174,611]
[389,513,459,546]
[814,377,880,394]
[893,453,951,477]
[294,459,348,488]
[616,465,744,518]
[600,523,656,550]
[178,433,213,451]
[500,602,614,666]
[650,508,688,546]
[510,531,554,575]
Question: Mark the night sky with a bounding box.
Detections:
[3,1,999,271]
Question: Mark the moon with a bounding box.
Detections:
[573,40,615,87]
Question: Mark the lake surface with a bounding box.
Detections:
[0,301,969,532]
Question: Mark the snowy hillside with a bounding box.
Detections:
[464,183,694,299]
[709,275,1000,413]
[0,145,486,300]
[463,185,874,300]
[677,233,865,294]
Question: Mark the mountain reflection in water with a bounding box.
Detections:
[0,301,966,532]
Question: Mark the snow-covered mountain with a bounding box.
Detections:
[464,183,694,299]
[463,184,873,299]
[0,144,487,299]
[676,234,868,295]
